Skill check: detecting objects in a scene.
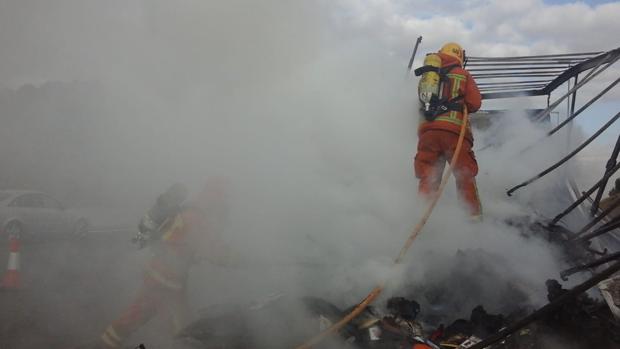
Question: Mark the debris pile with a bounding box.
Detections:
[174,250,620,348]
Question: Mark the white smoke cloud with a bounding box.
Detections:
[0,1,613,347]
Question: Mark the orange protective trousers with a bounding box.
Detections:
[100,275,189,348]
[414,129,482,216]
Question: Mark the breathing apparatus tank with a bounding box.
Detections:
[417,53,442,118]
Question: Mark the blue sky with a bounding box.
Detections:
[575,101,620,145]
[389,0,620,149]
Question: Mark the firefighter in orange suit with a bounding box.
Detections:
[414,42,483,218]
[99,181,230,348]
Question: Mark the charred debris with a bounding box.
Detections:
[355,47,620,348]
[434,47,620,349]
[462,46,620,349]
[139,47,620,349]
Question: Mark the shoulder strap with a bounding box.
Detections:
[414,65,439,77]
[442,64,460,74]
[414,63,461,77]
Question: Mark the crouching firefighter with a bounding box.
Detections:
[98,180,230,348]
[414,42,483,219]
[133,183,189,249]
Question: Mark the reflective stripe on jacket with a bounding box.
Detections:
[145,208,203,289]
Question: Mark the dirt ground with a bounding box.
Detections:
[0,231,147,349]
[3,231,618,349]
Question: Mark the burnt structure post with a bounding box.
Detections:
[590,134,620,216]
[467,261,620,349]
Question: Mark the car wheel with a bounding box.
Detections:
[5,221,24,239]
[72,219,89,238]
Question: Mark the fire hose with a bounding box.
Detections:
[294,107,470,349]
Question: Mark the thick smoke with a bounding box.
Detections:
[0,1,610,347]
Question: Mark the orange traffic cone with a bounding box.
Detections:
[1,235,21,290]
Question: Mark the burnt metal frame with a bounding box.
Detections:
[467,48,620,100]
[506,112,620,196]
[590,134,620,215]
[550,161,620,226]
[478,47,620,199]
[467,47,620,247]
[560,250,620,280]
[454,49,620,338]
[468,260,620,349]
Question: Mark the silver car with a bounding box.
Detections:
[0,190,89,239]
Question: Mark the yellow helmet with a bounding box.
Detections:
[439,42,464,64]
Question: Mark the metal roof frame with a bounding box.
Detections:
[466,47,620,100]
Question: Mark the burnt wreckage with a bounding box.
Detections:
[169,47,620,349]
[444,47,620,349]
[467,48,620,348]
[448,47,620,349]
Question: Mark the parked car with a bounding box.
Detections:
[0,190,89,239]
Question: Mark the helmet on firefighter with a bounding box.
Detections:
[161,182,189,208]
[439,42,465,65]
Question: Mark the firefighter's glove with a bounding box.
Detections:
[132,231,151,249]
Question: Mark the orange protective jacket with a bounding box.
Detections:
[418,52,482,143]
[145,207,204,290]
